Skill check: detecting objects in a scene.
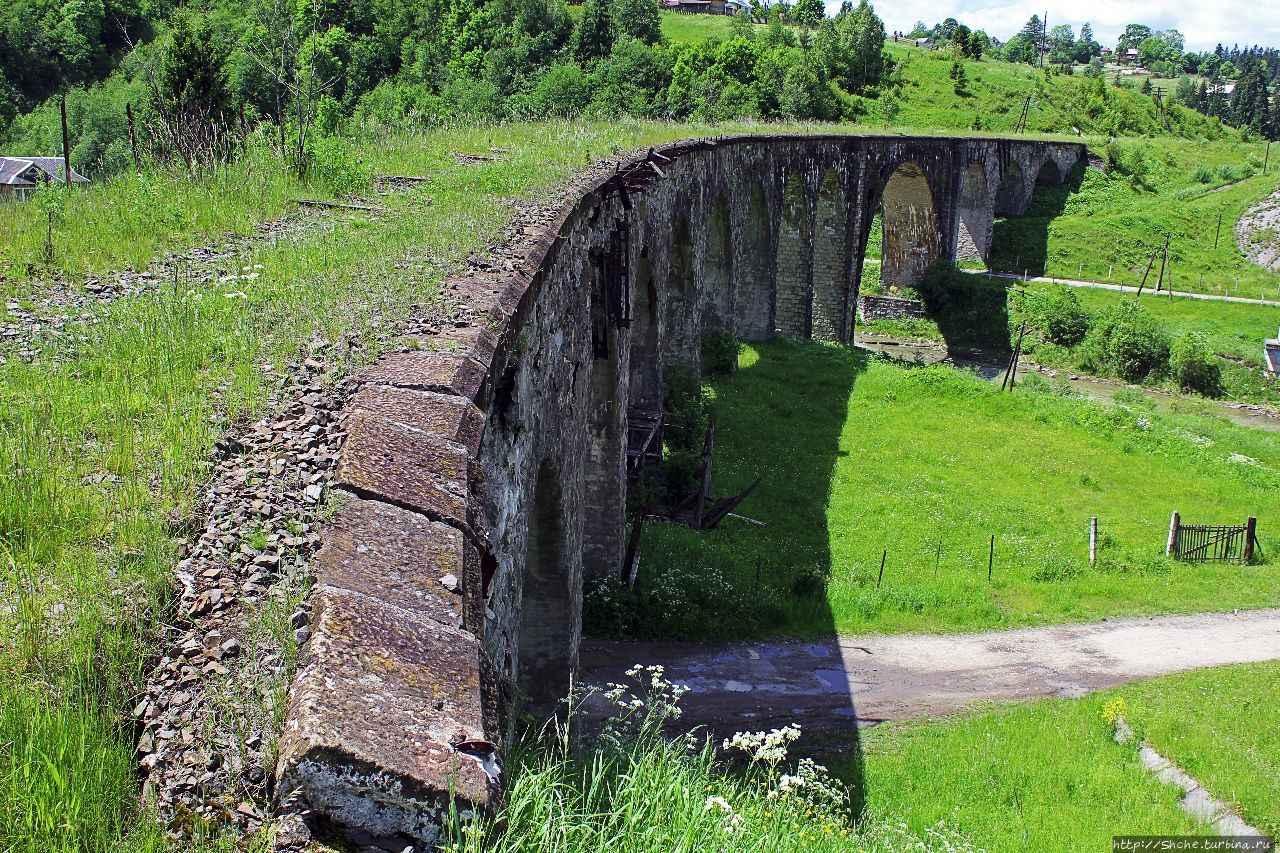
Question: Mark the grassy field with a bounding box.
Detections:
[852,664,1280,850]
[989,142,1280,299]
[859,274,1280,406]
[590,339,1280,640]
[1119,662,1280,837]
[0,119,791,852]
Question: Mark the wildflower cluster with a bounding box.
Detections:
[1100,696,1128,726]
[703,794,744,835]
[722,724,801,768]
[591,664,689,751]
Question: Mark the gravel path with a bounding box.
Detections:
[976,270,1280,307]
[582,609,1280,737]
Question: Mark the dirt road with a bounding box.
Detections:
[581,609,1280,736]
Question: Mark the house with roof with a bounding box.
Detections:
[0,157,90,200]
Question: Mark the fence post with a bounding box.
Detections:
[1089,517,1098,567]
[877,550,886,588]
[1166,511,1180,558]
[1244,517,1257,562]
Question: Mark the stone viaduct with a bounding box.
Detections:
[273,133,1087,845]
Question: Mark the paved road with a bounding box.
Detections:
[978,270,1280,308]
[581,609,1280,737]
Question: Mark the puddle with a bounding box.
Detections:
[856,335,1280,433]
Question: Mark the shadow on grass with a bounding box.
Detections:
[988,161,1087,278]
[581,337,872,814]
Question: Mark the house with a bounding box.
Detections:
[661,0,726,13]
[914,37,935,49]
[724,0,748,14]
[0,157,90,200]
[1100,47,1113,57]
[1116,48,1141,64]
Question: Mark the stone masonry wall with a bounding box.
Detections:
[274,133,1086,847]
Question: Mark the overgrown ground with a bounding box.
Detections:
[591,340,1279,640]
[0,119,793,852]
[850,661,1280,850]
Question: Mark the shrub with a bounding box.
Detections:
[1022,285,1091,346]
[701,333,739,376]
[1076,301,1170,382]
[662,364,712,454]
[308,136,372,195]
[1169,333,1223,396]
[1193,165,1213,183]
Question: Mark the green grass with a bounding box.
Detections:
[854,692,1206,851]
[1119,662,1280,836]
[848,662,1280,849]
[659,10,739,45]
[592,339,1280,640]
[990,143,1280,298]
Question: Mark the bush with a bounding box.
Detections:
[1193,165,1213,183]
[1022,285,1091,346]
[1076,301,1170,382]
[662,364,712,454]
[308,135,372,195]
[1169,333,1223,396]
[701,333,739,376]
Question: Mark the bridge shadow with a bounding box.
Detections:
[580,336,872,815]
[914,263,1015,357]
[987,161,1087,279]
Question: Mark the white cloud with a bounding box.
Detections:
[839,0,1280,52]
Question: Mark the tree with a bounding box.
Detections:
[149,9,238,166]
[1117,24,1152,52]
[825,0,885,93]
[791,0,825,27]
[613,0,661,44]
[571,0,615,63]
[1047,24,1074,66]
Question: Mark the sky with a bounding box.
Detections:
[847,0,1280,53]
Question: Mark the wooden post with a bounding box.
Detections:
[1136,249,1158,297]
[877,550,886,588]
[988,535,994,582]
[1001,320,1026,391]
[1154,234,1169,293]
[1089,516,1098,566]
[1265,143,1271,177]
[126,103,140,170]
[1244,517,1257,561]
[1166,510,1180,558]
[1214,210,1223,250]
[1007,322,1026,390]
[933,534,942,577]
[755,555,762,591]
[60,94,72,187]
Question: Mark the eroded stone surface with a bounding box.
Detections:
[359,351,487,400]
[348,384,486,455]
[314,496,481,632]
[336,411,481,537]
[276,586,498,844]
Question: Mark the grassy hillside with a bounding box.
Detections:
[591,339,1280,640]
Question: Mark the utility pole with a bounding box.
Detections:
[1265,141,1271,176]
[60,93,71,187]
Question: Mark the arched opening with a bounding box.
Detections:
[811,169,848,342]
[517,461,573,711]
[955,161,991,262]
[774,174,810,338]
[628,249,660,408]
[1035,160,1063,187]
[994,161,1025,216]
[663,213,695,364]
[703,196,732,335]
[880,162,940,288]
[735,182,772,341]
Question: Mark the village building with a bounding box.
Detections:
[0,157,90,200]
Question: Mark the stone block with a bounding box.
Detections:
[337,411,481,538]
[359,351,487,401]
[348,385,486,455]
[277,586,500,845]
[314,496,481,632]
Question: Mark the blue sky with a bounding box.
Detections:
[846,0,1280,53]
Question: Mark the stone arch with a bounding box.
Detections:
[517,460,574,710]
[774,174,810,338]
[811,169,848,341]
[629,248,660,408]
[582,306,625,581]
[1035,159,1063,186]
[703,195,733,335]
[663,212,695,363]
[955,161,991,261]
[994,161,1025,216]
[880,162,940,288]
[735,182,772,341]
